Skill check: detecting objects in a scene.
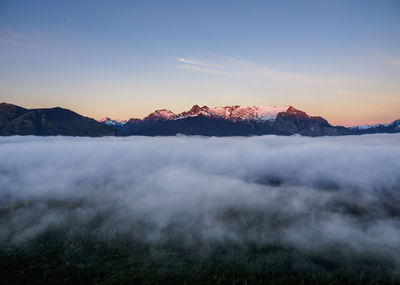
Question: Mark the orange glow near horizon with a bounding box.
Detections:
[1,1,399,130]
[85,104,399,127]
[2,96,398,128]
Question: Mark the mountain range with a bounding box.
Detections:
[1,102,399,137]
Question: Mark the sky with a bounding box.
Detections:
[0,0,399,126]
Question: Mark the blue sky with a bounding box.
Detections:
[0,0,399,125]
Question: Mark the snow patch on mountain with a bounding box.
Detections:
[175,105,291,121]
[144,109,177,121]
[349,120,400,130]
[98,117,127,126]
[228,105,290,121]
[99,105,297,125]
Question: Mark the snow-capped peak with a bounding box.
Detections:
[349,119,400,130]
[100,105,307,125]
[174,105,293,121]
[228,105,291,121]
[143,109,177,121]
[177,105,213,118]
[98,117,127,126]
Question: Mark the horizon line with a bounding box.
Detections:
[2,101,399,128]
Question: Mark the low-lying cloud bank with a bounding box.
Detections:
[1,134,400,271]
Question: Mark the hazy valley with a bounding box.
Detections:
[1,134,400,284]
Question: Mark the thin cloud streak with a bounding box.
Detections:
[175,55,359,87]
[0,28,78,55]
[0,28,54,52]
[177,64,227,75]
[176,57,212,66]
[175,57,225,75]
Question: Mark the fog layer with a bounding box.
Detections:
[1,134,400,267]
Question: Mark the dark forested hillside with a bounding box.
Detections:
[0,103,122,136]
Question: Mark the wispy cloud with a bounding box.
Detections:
[0,28,52,51]
[177,60,229,75]
[175,57,225,75]
[221,57,323,83]
[177,63,226,75]
[0,28,68,53]
[176,57,212,66]
[175,55,355,88]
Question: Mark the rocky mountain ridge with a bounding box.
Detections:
[1,102,398,137]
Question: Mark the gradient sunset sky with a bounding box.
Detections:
[0,0,399,126]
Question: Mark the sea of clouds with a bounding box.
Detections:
[0,134,400,265]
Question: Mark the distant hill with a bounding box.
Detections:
[349,120,400,134]
[0,103,122,136]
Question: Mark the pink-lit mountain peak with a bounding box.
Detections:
[178,105,212,118]
[143,109,177,121]
[173,104,296,121]
[100,105,306,123]
[98,117,127,126]
[285,106,309,117]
